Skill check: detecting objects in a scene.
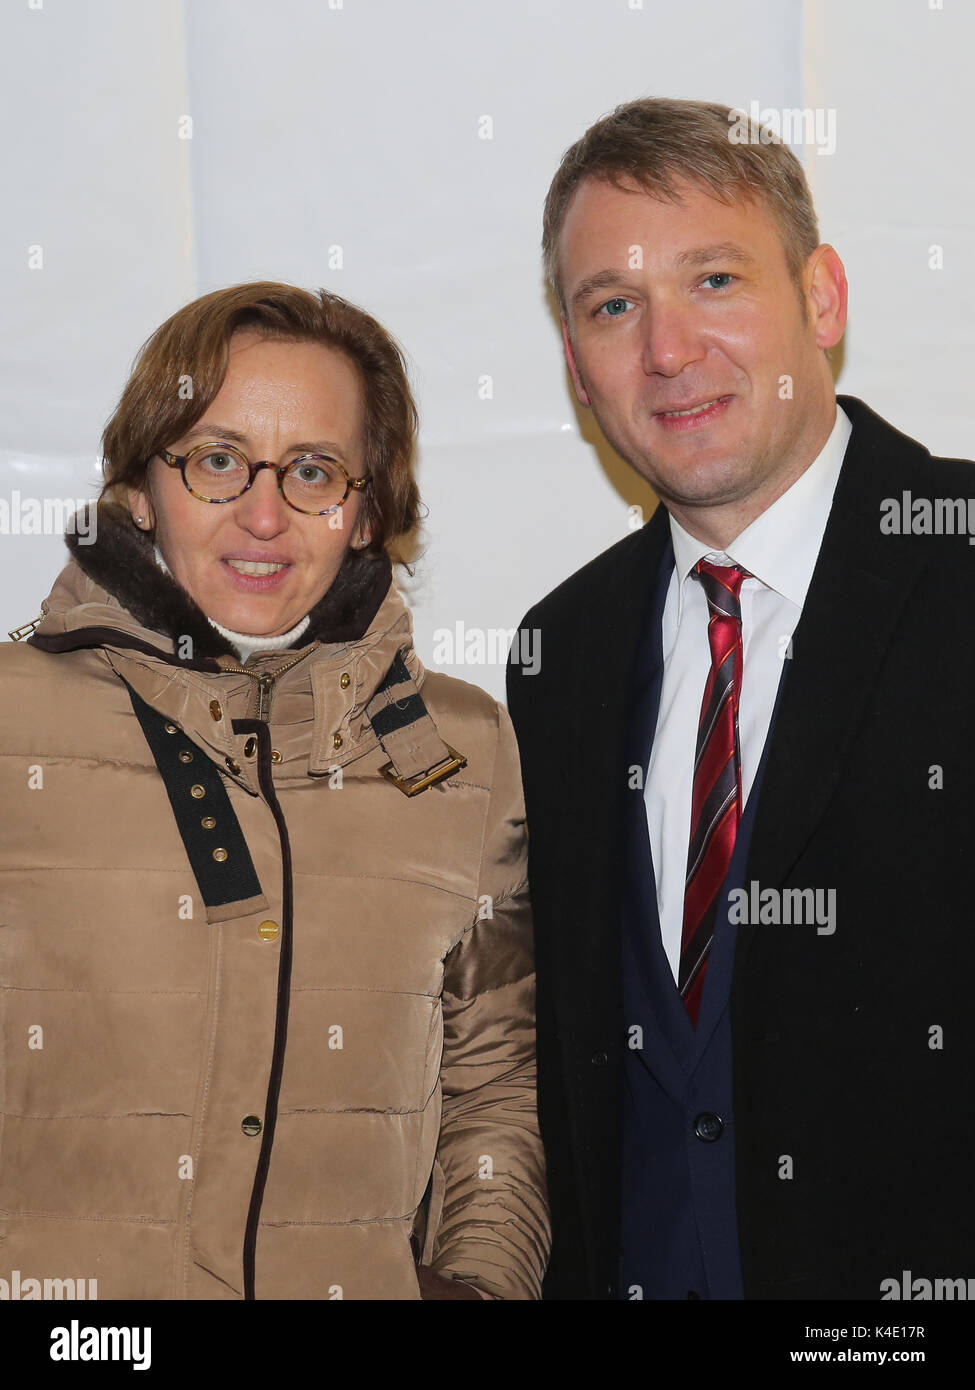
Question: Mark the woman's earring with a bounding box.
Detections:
[135,517,145,525]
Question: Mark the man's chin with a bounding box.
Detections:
[642,462,750,511]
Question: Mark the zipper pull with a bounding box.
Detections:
[256,673,275,721]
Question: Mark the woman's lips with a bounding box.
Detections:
[219,558,292,591]
[654,395,733,432]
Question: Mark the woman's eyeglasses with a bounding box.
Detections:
[157,443,370,516]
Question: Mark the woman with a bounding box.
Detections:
[0,282,549,1300]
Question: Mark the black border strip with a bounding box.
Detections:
[123,680,262,907]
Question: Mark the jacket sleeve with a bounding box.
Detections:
[428,700,551,1299]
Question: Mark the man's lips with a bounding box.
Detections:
[652,395,733,432]
[653,394,732,418]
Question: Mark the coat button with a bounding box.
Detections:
[271,749,282,764]
[213,848,228,863]
[340,673,351,689]
[164,723,178,735]
[190,784,206,799]
[178,750,193,763]
[241,1116,262,1136]
[591,1051,608,1067]
[332,733,343,750]
[244,736,258,759]
[209,700,223,721]
[694,1112,724,1142]
[258,920,280,942]
[201,816,216,830]
[226,757,241,775]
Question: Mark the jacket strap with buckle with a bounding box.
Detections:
[367,652,466,796]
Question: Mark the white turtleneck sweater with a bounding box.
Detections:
[153,545,310,664]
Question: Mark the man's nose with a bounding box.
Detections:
[640,297,705,377]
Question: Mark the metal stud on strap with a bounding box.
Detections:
[122,679,263,908]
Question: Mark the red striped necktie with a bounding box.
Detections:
[679,559,748,1025]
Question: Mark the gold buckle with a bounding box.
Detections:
[7,617,43,641]
[378,744,467,797]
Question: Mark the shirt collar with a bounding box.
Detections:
[669,402,852,619]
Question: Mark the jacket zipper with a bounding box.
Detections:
[226,650,311,1298]
[220,647,313,722]
[239,719,295,1300]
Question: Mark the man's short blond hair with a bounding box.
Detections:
[543,97,821,314]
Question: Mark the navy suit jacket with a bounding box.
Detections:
[507,395,975,1298]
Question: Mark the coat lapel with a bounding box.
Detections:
[555,507,672,1034]
[746,396,936,900]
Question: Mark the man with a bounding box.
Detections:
[506,96,975,1300]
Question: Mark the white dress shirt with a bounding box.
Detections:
[645,403,852,981]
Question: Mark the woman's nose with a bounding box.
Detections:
[233,464,290,532]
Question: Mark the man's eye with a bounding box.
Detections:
[702,272,734,290]
[597,296,632,318]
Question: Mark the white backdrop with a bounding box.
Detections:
[2,0,972,699]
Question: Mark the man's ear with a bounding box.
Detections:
[561,316,591,408]
[804,244,848,351]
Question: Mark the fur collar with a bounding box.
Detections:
[66,502,394,661]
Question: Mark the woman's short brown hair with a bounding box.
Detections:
[542,97,821,315]
[100,281,421,564]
